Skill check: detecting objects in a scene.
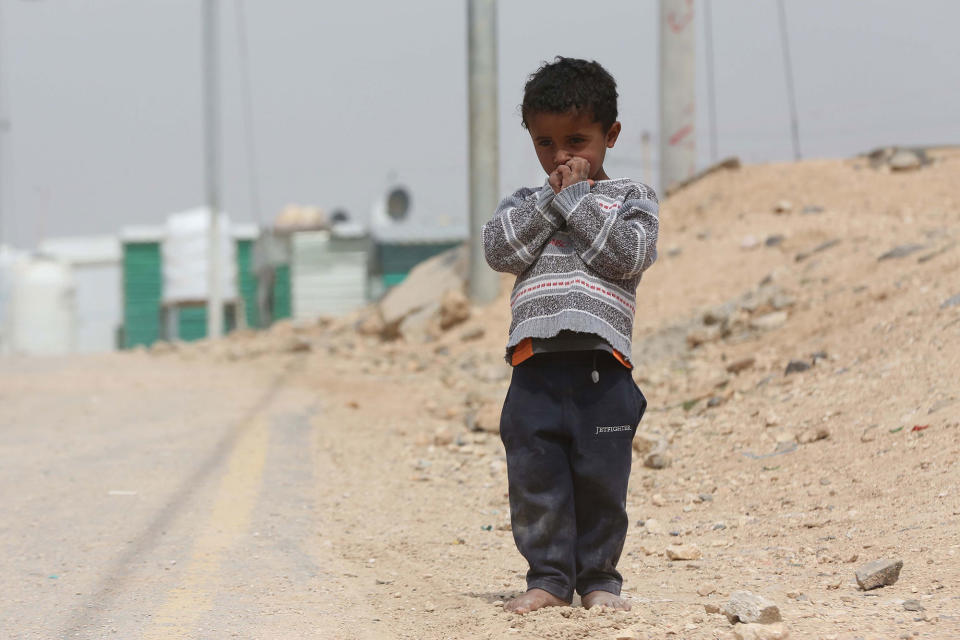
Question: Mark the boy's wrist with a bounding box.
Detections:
[552,180,591,220]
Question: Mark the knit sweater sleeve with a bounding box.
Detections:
[482,184,565,275]
[550,180,659,280]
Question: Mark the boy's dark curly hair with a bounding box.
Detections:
[521,57,619,131]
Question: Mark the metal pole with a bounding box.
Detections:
[204,0,223,338]
[0,0,7,247]
[776,0,802,160]
[658,0,696,193]
[466,0,500,304]
[703,0,719,163]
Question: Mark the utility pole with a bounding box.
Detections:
[777,0,802,160]
[203,0,223,339]
[0,0,7,247]
[658,0,696,193]
[466,0,500,304]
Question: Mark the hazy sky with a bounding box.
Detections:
[1,0,958,248]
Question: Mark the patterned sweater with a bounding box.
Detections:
[482,178,659,365]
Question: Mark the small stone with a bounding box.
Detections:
[855,558,903,590]
[723,591,782,624]
[697,582,717,596]
[666,544,702,561]
[888,148,921,171]
[844,553,859,563]
[644,518,665,535]
[465,402,501,434]
[784,360,810,375]
[433,427,454,446]
[773,200,793,214]
[651,493,667,507]
[459,326,485,341]
[741,235,760,250]
[704,603,722,614]
[764,412,780,427]
[903,599,924,611]
[750,311,789,331]
[614,631,638,640]
[941,293,960,309]
[765,234,785,247]
[732,622,790,640]
[878,244,927,261]
[797,427,829,444]
[726,357,756,374]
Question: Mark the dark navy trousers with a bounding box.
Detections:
[499,351,647,602]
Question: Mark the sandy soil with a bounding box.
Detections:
[3,149,959,639]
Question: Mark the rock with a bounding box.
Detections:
[439,288,471,330]
[732,622,790,640]
[903,599,924,611]
[801,205,824,214]
[398,303,442,343]
[773,200,793,214]
[797,427,829,444]
[466,402,501,434]
[651,493,666,507]
[888,148,921,171]
[283,335,312,353]
[666,544,702,561]
[614,631,638,640]
[355,307,386,336]
[704,603,722,614]
[855,558,903,590]
[643,518,665,535]
[940,293,960,309]
[379,245,467,331]
[633,430,666,456]
[750,311,788,331]
[723,591,782,624]
[433,426,454,446]
[687,325,722,348]
[644,447,672,470]
[459,326,485,341]
[784,360,810,375]
[878,244,927,261]
[741,235,760,250]
[726,357,756,374]
[697,582,717,596]
[764,412,780,427]
[765,234,785,247]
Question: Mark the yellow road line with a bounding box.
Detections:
[143,416,269,639]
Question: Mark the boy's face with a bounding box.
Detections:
[527,110,621,181]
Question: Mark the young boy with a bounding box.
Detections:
[483,57,659,614]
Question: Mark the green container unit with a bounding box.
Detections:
[121,239,163,348]
[122,228,262,347]
[271,264,292,321]
[236,239,259,329]
[176,305,236,341]
[375,241,461,289]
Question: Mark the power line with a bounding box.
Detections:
[776,0,802,160]
[703,0,719,163]
[234,0,263,226]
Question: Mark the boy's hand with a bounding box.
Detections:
[548,169,564,194]
[558,158,594,191]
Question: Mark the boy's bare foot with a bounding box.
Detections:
[582,590,631,611]
[504,588,569,614]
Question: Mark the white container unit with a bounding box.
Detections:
[291,227,368,320]
[0,245,26,354]
[162,207,237,303]
[38,235,122,353]
[8,257,76,355]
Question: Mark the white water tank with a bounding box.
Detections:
[9,257,76,355]
[162,207,237,303]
